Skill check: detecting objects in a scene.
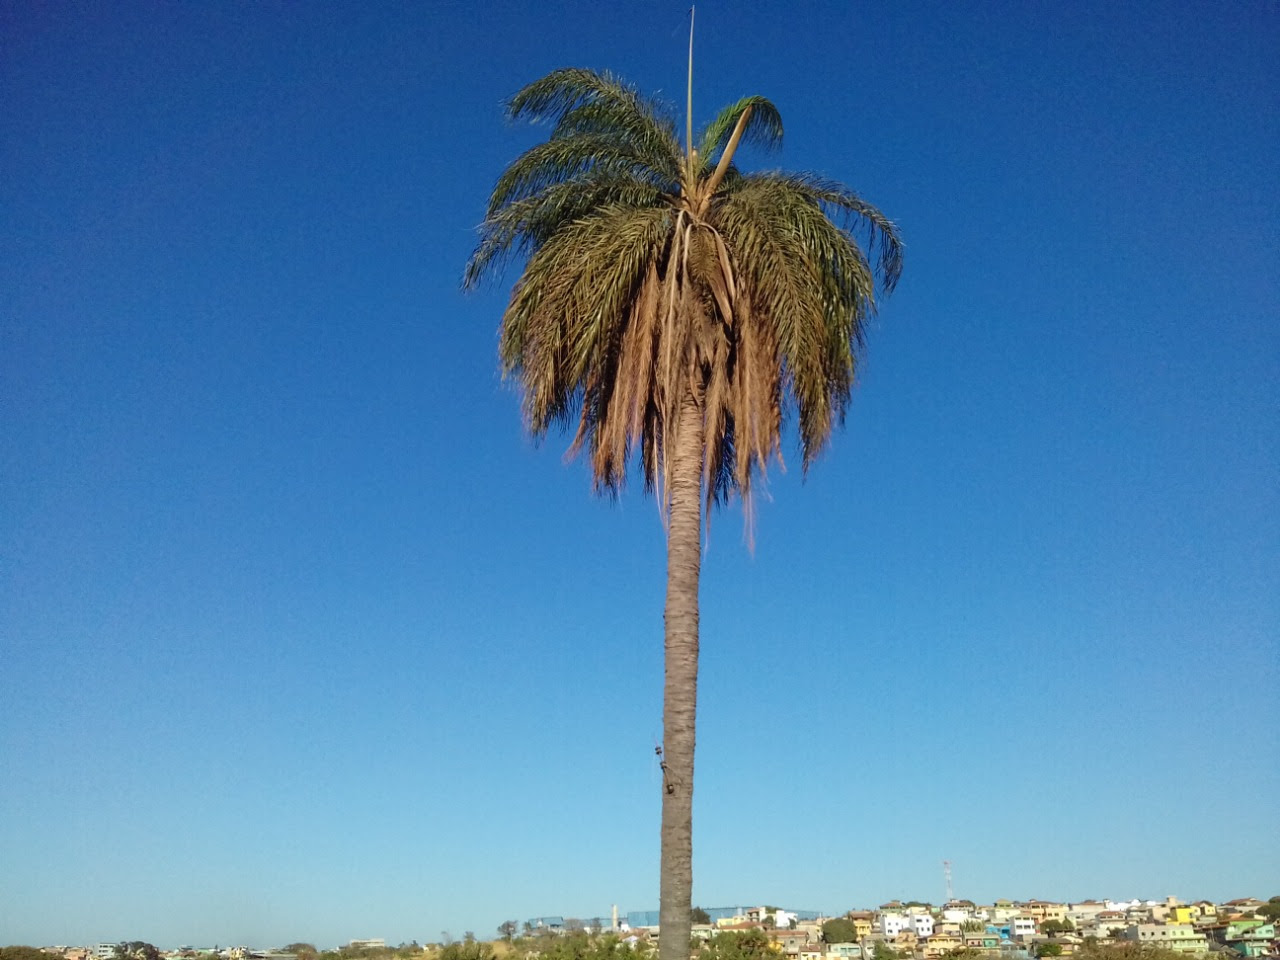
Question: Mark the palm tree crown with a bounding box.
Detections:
[466,68,903,514]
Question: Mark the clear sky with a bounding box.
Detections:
[2,0,1277,950]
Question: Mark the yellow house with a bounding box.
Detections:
[1024,903,1068,924]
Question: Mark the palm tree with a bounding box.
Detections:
[466,68,902,960]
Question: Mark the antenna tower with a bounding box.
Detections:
[943,859,954,902]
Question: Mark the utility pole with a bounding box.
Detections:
[943,860,954,903]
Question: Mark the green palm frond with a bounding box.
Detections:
[467,68,683,290]
[507,68,682,172]
[550,100,683,178]
[751,173,904,294]
[696,95,783,174]
[484,133,675,218]
[466,173,666,287]
[507,68,646,122]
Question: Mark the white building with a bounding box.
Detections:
[1011,917,1036,940]
[909,915,934,938]
[881,915,907,939]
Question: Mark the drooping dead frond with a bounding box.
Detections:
[501,204,672,443]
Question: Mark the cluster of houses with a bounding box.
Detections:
[33,898,1278,960]
[48,950,299,960]
[589,896,1278,959]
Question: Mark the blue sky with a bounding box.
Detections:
[2,0,1277,949]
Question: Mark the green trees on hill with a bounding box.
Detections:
[435,943,493,960]
[697,931,771,960]
[821,919,859,943]
[0,949,55,960]
[1073,944,1185,960]
[113,944,161,960]
[313,942,431,960]
[514,934,650,960]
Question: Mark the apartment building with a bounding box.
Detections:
[1122,924,1208,955]
[1022,903,1067,925]
[1010,917,1037,941]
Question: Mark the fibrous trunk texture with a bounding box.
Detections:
[658,388,704,960]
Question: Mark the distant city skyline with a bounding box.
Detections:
[16,892,1280,951]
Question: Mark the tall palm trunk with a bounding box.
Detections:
[659,387,704,960]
